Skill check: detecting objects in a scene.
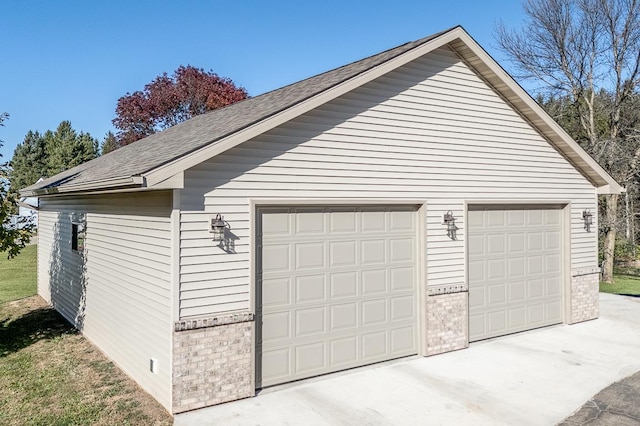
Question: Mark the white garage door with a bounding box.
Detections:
[257,206,418,388]
[468,206,563,342]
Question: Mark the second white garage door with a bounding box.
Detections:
[468,206,564,342]
[257,206,418,388]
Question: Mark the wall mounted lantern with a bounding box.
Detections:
[582,209,593,232]
[209,214,230,241]
[443,210,457,240]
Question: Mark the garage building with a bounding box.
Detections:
[22,26,621,414]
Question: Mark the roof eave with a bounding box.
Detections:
[21,176,146,197]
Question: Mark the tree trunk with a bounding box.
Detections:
[625,190,630,240]
[601,194,619,284]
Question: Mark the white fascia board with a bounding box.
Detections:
[142,29,466,186]
[451,33,622,195]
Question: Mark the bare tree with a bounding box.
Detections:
[496,0,640,283]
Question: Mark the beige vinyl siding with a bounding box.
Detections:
[37,191,173,410]
[179,46,597,318]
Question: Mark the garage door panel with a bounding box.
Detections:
[391,296,415,321]
[391,327,415,352]
[527,256,544,275]
[546,210,561,225]
[488,283,506,304]
[329,210,357,233]
[546,301,562,321]
[488,258,507,280]
[488,311,507,333]
[262,348,291,382]
[262,311,291,342]
[262,277,291,307]
[469,206,563,342]
[362,299,387,325]
[259,206,417,388]
[390,238,414,262]
[361,210,385,232]
[330,337,358,365]
[390,210,414,231]
[508,233,525,253]
[330,272,358,298]
[468,234,484,256]
[546,254,561,273]
[330,241,357,267]
[295,307,325,337]
[330,303,357,330]
[546,276,561,295]
[509,307,526,328]
[362,269,387,295]
[528,210,544,225]
[390,267,414,291]
[508,258,525,277]
[546,231,561,249]
[295,210,324,234]
[527,232,544,251]
[296,342,325,373]
[507,210,525,226]
[528,304,544,324]
[361,239,386,264]
[295,274,325,303]
[469,313,485,335]
[528,279,544,298]
[468,260,485,281]
[262,211,291,236]
[362,331,387,359]
[487,210,506,227]
[296,242,324,270]
[262,245,290,272]
[487,234,506,255]
[508,281,525,301]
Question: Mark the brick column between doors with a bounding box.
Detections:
[425,286,469,356]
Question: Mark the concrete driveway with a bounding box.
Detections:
[174,294,640,426]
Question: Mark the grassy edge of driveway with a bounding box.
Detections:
[600,274,640,296]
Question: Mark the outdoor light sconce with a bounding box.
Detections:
[443,210,457,240]
[582,209,593,232]
[209,214,230,242]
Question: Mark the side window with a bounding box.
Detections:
[71,220,86,253]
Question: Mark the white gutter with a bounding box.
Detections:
[21,175,145,197]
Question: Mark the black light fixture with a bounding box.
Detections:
[443,210,457,240]
[210,214,230,241]
[582,209,593,232]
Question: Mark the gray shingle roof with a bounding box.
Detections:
[22,27,455,195]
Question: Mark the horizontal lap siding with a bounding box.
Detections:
[38,191,173,410]
[179,46,597,318]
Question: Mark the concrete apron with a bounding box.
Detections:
[174,294,640,426]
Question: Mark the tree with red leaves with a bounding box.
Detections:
[113,65,248,146]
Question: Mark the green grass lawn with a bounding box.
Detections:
[0,244,172,425]
[601,274,640,296]
[0,244,37,304]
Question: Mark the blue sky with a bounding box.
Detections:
[0,0,526,160]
